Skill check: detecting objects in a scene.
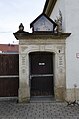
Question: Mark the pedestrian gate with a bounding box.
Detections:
[0,54,19,97]
[29,52,54,97]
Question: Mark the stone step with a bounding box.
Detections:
[30,96,57,103]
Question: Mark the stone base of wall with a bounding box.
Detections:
[66,88,79,101]
[18,87,30,103]
[55,87,66,101]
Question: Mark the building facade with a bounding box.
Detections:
[43,0,79,101]
[14,14,70,102]
[13,0,79,102]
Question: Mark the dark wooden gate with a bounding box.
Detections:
[0,54,19,97]
[29,52,54,96]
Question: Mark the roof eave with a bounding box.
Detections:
[43,0,57,17]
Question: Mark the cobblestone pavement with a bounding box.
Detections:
[0,100,79,119]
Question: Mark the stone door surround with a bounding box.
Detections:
[14,32,70,102]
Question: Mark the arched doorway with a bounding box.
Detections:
[29,52,54,97]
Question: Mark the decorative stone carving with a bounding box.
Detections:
[58,55,64,67]
[39,45,45,51]
[54,10,62,33]
[22,56,26,65]
[19,23,24,31]
[21,46,28,53]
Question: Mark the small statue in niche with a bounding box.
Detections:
[54,10,62,33]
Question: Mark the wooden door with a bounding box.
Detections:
[0,54,19,97]
[29,52,54,96]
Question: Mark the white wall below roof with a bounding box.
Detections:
[65,0,79,89]
[50,0,79,89]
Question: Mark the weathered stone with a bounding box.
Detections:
[14,32,70,102]
[55,87,66,101]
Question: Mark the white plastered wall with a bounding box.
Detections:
[50,0,79,101]
[65,0,79,100]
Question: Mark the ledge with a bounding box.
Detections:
[13,31,71,40]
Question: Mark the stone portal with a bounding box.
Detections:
[14,30,70,102]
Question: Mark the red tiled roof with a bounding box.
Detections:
[0,44,19,53]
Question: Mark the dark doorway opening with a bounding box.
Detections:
[29,52,54,97]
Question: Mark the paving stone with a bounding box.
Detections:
[0,100,79,118]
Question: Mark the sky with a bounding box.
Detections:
[0,0,46,44]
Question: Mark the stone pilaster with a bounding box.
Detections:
[18,46,30,102]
